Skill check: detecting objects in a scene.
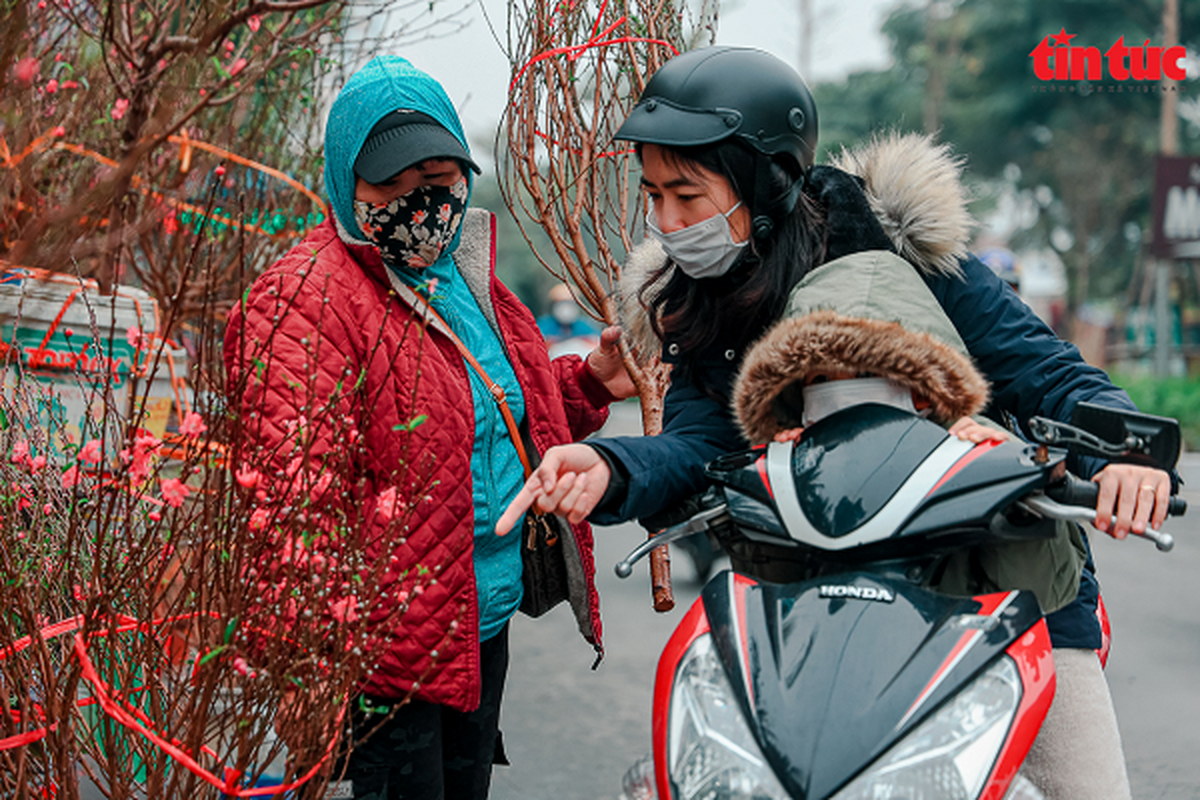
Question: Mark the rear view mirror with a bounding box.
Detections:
[1027,401,1181,471]
[1070,402,1181,470]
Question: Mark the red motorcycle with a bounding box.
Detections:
[616,402,1183,800]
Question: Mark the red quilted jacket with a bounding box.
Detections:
[224,210,609,711]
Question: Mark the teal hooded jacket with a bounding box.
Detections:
[324,56,528,641]
[324,54,473,243]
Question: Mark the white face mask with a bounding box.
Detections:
[800,377,918,428]
[551,300,580,325]
[646,203,748,280]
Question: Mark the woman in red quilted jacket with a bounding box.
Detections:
[225,55,634,800]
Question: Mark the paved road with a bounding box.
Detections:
[1104,451,1200,799]
[491,402,1200,800]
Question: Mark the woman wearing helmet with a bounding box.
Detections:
[501,45,1171,572]
[500,46,1175,799]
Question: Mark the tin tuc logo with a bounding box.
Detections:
[1030,28,1187,81]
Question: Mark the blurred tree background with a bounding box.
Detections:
[801,0,1200,445]
[812,0,1200,340]
[484,1,1200,335]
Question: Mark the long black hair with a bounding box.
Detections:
[638,141,826,361]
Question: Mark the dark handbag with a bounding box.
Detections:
[393,281,574,619]
[518,510,570,617]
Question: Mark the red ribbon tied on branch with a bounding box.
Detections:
[508,0,679,159]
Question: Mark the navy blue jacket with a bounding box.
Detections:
[592,254,1135,649]
[595,253,1134,524]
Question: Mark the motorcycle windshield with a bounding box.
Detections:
[788,404,951,538]
[701,571,1043,799]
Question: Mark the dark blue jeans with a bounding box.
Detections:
[331,624,509,800]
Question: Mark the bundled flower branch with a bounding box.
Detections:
[0,239,459,798]
[1,0,468,331]
[2,2,476,793]
[498,0,715,608]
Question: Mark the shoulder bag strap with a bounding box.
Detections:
[384,270,534,480]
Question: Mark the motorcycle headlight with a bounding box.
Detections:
[667,633,790,800]
[619,753,658,800]
[831,655,1025,800]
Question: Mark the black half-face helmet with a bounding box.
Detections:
[615,46,819,239]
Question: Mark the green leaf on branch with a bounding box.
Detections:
[392,414,427,432]
[198,645,229,666]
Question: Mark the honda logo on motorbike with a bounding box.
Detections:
[819,584,896,603]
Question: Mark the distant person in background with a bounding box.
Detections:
[537,282,601,359]
[978,246,1021,293]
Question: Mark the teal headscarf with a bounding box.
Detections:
[323,55,475,242]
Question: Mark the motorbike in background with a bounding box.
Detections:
[615,402,1185,800]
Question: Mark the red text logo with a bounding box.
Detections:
[1030,28,1187,81]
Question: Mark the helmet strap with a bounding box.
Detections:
[750,155,805,241]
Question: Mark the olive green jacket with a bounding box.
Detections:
[733,249,1085,614]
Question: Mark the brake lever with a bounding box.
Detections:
[1020,493,1175,552]
[615,503,730,578]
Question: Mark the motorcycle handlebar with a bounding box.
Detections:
[1045,473,1188,517]
[617,467,1186,577]
[1030,474,1181,552]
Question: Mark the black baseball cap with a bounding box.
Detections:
[353,109,481,183]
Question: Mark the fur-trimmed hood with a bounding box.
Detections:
[733,250,990,444]
[618,132,974,365]
[827,131,972,279]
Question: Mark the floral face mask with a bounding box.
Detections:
[354,176,469,268]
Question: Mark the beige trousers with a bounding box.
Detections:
[1021,648,1132,800]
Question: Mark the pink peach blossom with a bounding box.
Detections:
[111,98,130,121]
[159,477,190,508]
[125,325,146,350]
[235,467,262,490]
[121,434,159,483]
[178,411,207,438]
[61,465,80,488]
[14,58,38,85]
[78,440,102,466]
[376,486,399,521]
[249,507,272,532]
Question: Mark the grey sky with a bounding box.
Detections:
[390,0,901,164]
